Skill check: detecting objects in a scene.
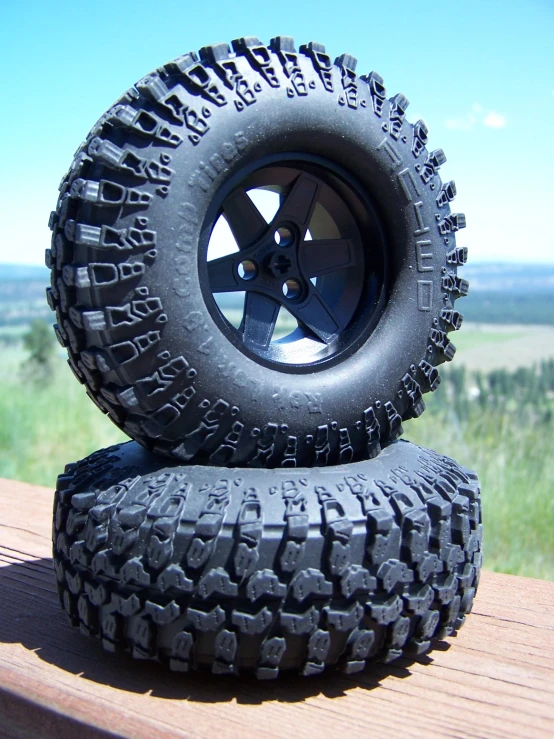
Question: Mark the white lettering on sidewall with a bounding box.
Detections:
[377,137,435,312]
[171,131,249,299]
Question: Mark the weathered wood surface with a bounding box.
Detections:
[0,477,552,738]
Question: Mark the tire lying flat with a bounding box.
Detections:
[46,36,468,468]
[53,439,481,677]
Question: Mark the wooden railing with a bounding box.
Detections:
[0,478,552,738]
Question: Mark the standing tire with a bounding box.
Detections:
[53,439,481,678]
[47,37,468,467]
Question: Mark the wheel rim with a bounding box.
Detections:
[202,158,387,368]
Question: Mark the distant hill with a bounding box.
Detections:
[459,262,554,324]
[0,263,49,283]
[462,262,554,293]
[0,261,552,331]
[0,264,50,331]
[461,291,554,325]
[217,262,554,325]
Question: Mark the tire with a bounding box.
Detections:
[53,439,481,678]
[46,36,468,468]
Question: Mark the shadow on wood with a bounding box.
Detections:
[1,478,553,738]
[0,554,434,705]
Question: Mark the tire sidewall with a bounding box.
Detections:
[63,49,458,464]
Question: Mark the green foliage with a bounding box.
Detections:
[0,344,552,581]
[22,319,56,378]
[405,360,554,581]
[461,291,554,325]
[0,349,128,486]
[0,272,50,328]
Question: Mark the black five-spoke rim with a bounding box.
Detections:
[203,160,386,367]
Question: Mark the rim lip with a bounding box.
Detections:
[198,152,390,375]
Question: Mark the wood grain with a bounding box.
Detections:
[0,477,552,739]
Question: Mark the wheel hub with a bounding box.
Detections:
[268,251,294,278]
[203,159,386,367]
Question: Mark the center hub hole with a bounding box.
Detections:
[274,226,294,247]
[273,254,292,275]
[238,259,257,281]
[282,278,302,300]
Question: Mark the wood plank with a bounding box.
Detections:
[0,477,553,739]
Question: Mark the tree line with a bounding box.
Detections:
[432,360,554,424]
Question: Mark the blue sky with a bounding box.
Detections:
[1,0,553,264]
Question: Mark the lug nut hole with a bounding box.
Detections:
[282,278,302,300]
[274,226,294,247]
[238,259,257,281]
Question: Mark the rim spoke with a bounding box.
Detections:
[300,238,355,278]
[206,163,373,365]
[207,254,241,292]
[274,173,320,233]
[241,292,281,348]
[286,287,342,344]
[223,188,267,248]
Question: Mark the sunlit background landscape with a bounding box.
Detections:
[1,261,553,580]
[1,0,552,581]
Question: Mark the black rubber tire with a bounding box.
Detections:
[53,439,481,678]
[46,36,468,468]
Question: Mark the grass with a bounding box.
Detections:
[452,323,554,372]
[451,327,525,351]
[0,350,128,487]
[404,393,554,581]
[0,334,553,581]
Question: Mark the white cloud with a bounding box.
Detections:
[483,111,507,129]
[445,115,476,131]
[444,103,507,131]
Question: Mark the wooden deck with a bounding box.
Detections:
[0,477,552,738]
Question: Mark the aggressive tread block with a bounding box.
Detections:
[52,440,483,675]
[46,37,469,471]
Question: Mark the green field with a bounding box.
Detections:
[405,378,554,581]
[0,324,553,581]
[0,347,128,486]
[452,323,554,372]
